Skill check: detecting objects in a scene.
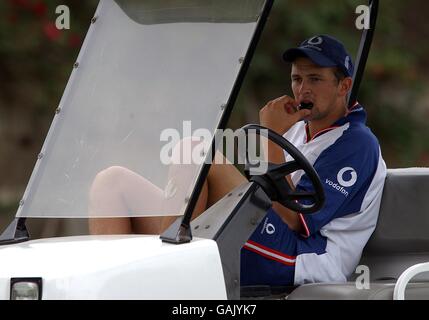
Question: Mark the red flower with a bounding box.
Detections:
[8,0,31,9]
[43,21,61,41]
[31,1,47,18]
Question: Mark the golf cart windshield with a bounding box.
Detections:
[16,0,266,218]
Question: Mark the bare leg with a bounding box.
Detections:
[206,151,247,206]
[157,179,209,233]
[142,152,245,233]
[88,165,209,235]
[88,138,209,234]
[88,150,245,235]
[88,166,165,234]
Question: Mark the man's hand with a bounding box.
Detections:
[258,96,309,233]
[259,95,311,135]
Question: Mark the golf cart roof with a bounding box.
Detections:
[15,0,267,219]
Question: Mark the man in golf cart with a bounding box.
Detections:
[88,35,386,286]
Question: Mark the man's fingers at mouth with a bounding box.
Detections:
[275,95,298,105]
[284,104,296,114]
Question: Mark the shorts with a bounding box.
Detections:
[240,208,298,286]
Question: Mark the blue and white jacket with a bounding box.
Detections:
[284,103,387,284]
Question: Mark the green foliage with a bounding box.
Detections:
[0,0,98,118]
[233,0,429,169]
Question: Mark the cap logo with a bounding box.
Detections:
[302,36,323,51]
[307,36,323,45]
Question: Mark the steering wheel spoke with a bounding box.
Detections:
[270,161,301,179]
[286,191,317,201]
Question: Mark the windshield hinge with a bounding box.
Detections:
[0,218,30,245]
[159,216,192,244]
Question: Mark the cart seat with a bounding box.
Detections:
[286,168,429,300]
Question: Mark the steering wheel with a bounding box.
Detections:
[240,124,325,214]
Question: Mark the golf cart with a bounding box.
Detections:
[1,0,428,300]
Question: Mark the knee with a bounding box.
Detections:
[90,166,130,194]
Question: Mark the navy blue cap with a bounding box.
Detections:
[283,35,354,78]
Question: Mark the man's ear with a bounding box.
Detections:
[339,77,353,97]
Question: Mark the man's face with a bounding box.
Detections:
[291,57,345,121]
